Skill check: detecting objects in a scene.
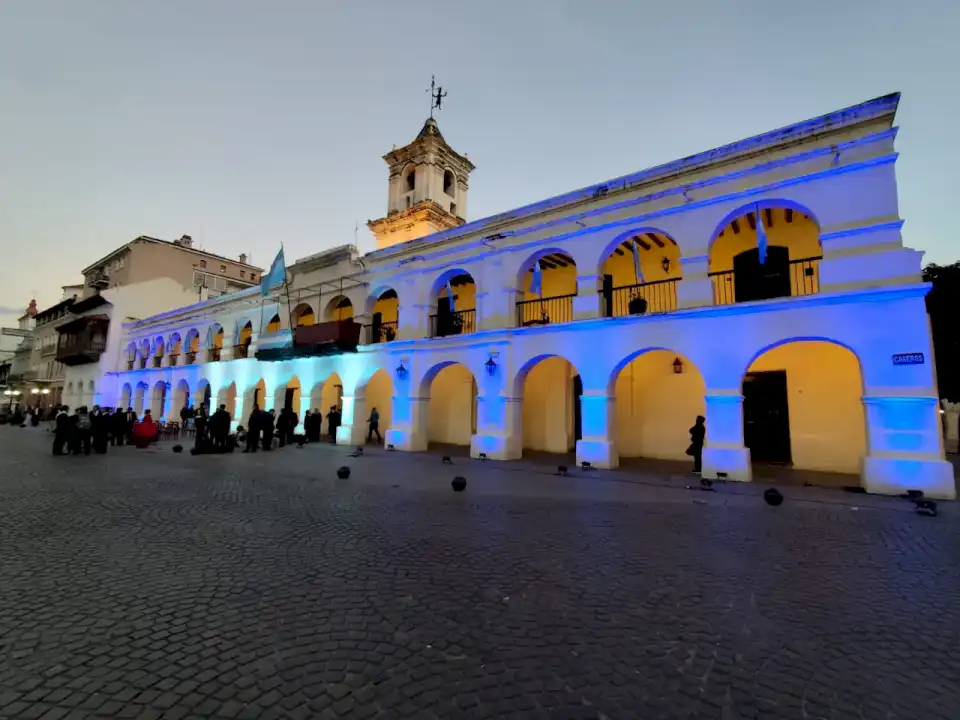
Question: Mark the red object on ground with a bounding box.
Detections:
[132,417,157,448]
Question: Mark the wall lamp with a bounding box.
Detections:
[395,361,408,379]
[484,356,498,376]
[661,257,671,273]
[672,357,684,374]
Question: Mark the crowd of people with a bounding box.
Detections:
[4,400,385,457]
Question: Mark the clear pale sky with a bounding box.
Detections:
[1,0,957,316]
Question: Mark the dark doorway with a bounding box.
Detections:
[742,370,791,463]
[284,388,295,411]
[436,295,456,337]
[601,274,614,317]
[733,246,790,302]
[371,311,382,343]
[572,374,583,449]
[202,385,211,413]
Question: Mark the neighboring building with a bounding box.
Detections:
[4,301,38,410]
[80,234,264,302]
[97,93,954,498]
[60,279,203,410]
[20,286,84,408]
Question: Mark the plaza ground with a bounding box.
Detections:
[1,427,958,720]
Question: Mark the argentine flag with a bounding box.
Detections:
[530,260,543,297]
[631,237,645,284]
[260,247,286,297]
[756,205,768,265]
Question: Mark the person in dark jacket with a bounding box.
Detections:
[90,406,109,454]
[687,415,706,474]
[124,407,137,443]
[276,408,290,448]
[73,407,92,455]
[244,405,261,453]
[194,405,209,451]
[111,407,126,445]
[261,409,276,451]
[53,406,71,455]
[211,404,231,450]
[326,405,340,444]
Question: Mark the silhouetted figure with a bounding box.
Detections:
[327,405,340,444]
[124,407,137,443]
[90,406,108,454]
[53,405,71,456]
[244,405,261,453]
[194,405,209,451]
[261,409,276,451]
[687,415,706,474]
[211,404,231,450]
[73,407,92,455]
[367,407,382,443]
[111,408,126,446]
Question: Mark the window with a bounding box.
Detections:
[240,270,245,279]
[405,169,415,191]
[450,202,457,216]
[250,273,257,282]
[220,264,226,273]
[443,170,455,195]
[199,260,207,269]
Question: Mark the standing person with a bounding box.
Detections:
[90,406,108,454]
[276,408,291,448]
[111,408,126,446]
[244,405,261,453]
[261,409,276,451]
[194,405,209,451]
[124,407,137,444]
[367,407,382,444]
[306,409,321,443]
[74,407,92,455]
[686,415,706,475]
[287,409,299,446]
[326,406,338,444]
[211,404,231,450]
[52,406,71,455]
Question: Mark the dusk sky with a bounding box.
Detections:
[1,0,956,316]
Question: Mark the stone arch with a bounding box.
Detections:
[317,372,344,439]
[291,303,315,327]
[264,313,282,333]
[125,342,138,364]
[217,382,237,417]
[185,328,201,355]
[514,249,577,327]
[442,168,456,196]
[193,378,211,414]
[609,348,706,461]
[168,332,183,355]
[419,360,477,449]
[207,323,224,347]
[150,380,167,419]
[366,288,400,343]
[120,383,132,409]
[133,382,147,415]
[513,353,583,456]
[597,228,682,316]
[323,296,353,322]
[708,200,822,305]
[357,367,393,445]
[174,378,191,419]
[428,269,477,337]
[152,335,165,358]
[741,337,865,475]
[139,339,151,358]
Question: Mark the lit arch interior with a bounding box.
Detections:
[423,362,477,448]
[599,232,681,316]
[517,354,581,455]
[265,314,282,333]
[324,296,353,322]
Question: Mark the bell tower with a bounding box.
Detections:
[367,114,475,250]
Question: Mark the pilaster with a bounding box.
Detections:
[384,396,430,452]
[573,274,602,321]
[336,394,368,446]
[575,392,618,469]
[470,395,523,460]
[676,254,713,309]
[701,391,752,482]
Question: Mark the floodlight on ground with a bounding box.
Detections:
[451,476,467,492]
[337,466,350,479]
[763,488,784,506]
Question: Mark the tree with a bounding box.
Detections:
[923,262,960,402]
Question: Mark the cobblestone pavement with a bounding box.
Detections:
[1,428,959,720]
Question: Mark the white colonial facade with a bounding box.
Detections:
[97,93,954,499]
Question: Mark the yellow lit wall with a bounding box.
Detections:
[211,330,224,349]
[427,364,476,445]
[709,210,820,273]
[296,306,315,326]
[521,357,576,453]
[318,375,344,436]
[238,324,253,344]
[614,351,706,460]
[519,264,577,298]
[372,295,399,324]
[326,298,353,322]
[364,369,393,432]
[601,242,681,288]
[748,341,865,473]
[265,315,282,333]
[188,334,200,352]
[435,281,476,313]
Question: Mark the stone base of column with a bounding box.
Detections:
[470,433,522,460]
[336,424,367,447]
[383,427,427,452]
[575,440,618,469]
[702,446,752,483]
[862,456,956,500]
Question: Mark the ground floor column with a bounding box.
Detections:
[701,391,752,482]
[384,396,429,452]
[336,394,367,446]
[575,392,618,468]
[470,395,523,460]
[298,394,312,422]
[160,386,173,422]
[862,395,955,499]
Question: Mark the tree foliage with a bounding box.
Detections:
[924,262,960,402]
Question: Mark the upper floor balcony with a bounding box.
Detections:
[56,316,109,366]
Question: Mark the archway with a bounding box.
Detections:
[133,383,146,415]
[323,296,353,322]
[709,203,821,305]
[150,381,167,419]
[138,340,150,368]
[516,251,577,327]
[422,362,477,449]
[168,333,183,365]
[361,368,393,444]
[611,350,705,461]
[120,383,132,410]
[174,379,191,420]
[236,321,253,358]
[516,355,581,456]
[273,376,301,414]
[292,303,315,327]
[317,372,344,440]
[368,289,399,344]
[218,382,237,417]
[429,270,476,337]
[152,337,165,368]
[743,339,865,475]
[207,325,224,361]
[598,230,682,316]
[185,329,201,362]
[125,343,138,370]
[265,314,282,333]
[194,379,211,414]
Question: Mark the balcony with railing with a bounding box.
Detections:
[168,353,180,367]
[365,321,398,345]
[56,316,109,366]
[151,356,162,368]
[185,351,197,365]
[516,294,575,327]
[710,256,821,306]
[602,279,679,318]
[233,344,250,359]
[208,347,222,362]
[429,309,476,338]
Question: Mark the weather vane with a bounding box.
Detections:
[427,75,447,118]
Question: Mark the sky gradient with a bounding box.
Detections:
[1,0,957,316]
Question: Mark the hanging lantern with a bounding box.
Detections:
[672,357,684,374]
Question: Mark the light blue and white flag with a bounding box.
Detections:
[530,260,543,297]
[631,237,645,283]
[755,204,768,265]
[260,246,286,296]
[445,279,456,306]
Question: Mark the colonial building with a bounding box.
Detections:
[100,94,954,499]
